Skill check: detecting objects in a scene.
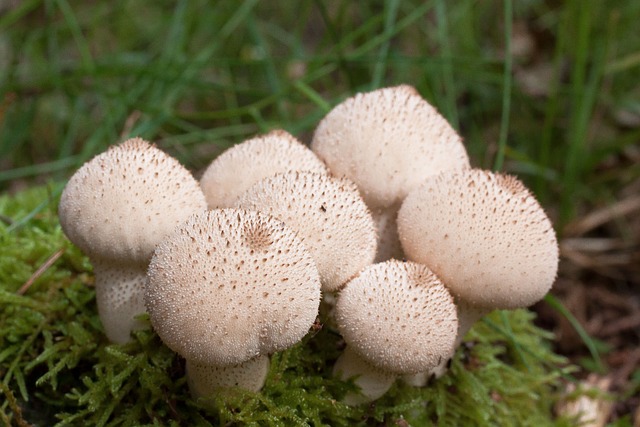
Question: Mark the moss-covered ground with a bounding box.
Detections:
[0,186,574,426]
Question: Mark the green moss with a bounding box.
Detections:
[1,187,574,426]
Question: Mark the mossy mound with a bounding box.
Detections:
[1,186,574,426]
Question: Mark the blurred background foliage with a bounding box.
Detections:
[1,0,638,224]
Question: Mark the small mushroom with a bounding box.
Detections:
[58,138,207,343]
[145,209,322,398]
[199,130,328,209]
[333,260,458,404]
[234,171,377,292]
[311,85,470,211]
[397,169,559,380]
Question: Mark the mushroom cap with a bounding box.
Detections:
[145,208,321,367]
[335,260,458,375]
[58,138,207,266]
[397,169,559,310]
[199,130,328,209]
[311,85,469,210]
[234,171,377,292]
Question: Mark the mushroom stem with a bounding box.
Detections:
[186,355,270,400]
[372,204,404,263]
[454,298,491,347]
[318,291,337,326]
[92,261,147,344]
[333,346,396,405]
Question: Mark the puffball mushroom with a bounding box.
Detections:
[199,130,328,209]
[398,169,559,359]
[59,138,207,266]
[58,138,207,343]
[311,85,470,212]
[333,260,458,404]
[234,171,377,292]
[145,209,322,397]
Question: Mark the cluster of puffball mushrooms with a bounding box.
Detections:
[58,85,559,405]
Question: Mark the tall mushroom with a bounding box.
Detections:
[333,260,458,404]
[199,130,328,209]
[397,169,559,379]
[145,209,322,398]
[58,138,207,343]
[310,85,470,261]
[234,171,377,293]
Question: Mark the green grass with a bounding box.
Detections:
[1,0,639,425]
[2,0,637,207]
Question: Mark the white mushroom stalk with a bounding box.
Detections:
[92,261,148,344]
[371,205,404,262]
[145,209,322,398]
[58,138,207,343]
[398,168,559,381]
[333,260,458,404]
[187,356,270,398]
[200,130,328,209]
[311,85,470,212]
[234,171,377,293]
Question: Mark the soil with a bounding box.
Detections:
[534,176,640,424]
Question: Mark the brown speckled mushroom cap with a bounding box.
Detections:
[311,85,469,210]
[397,169,559,310]
[199,130,328,209]
[335,260,458,374]
[235,171,377,292]
[145,208,322,367]
[58,138,207,266]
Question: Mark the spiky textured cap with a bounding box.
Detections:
[145,208,322,367]
[311,85,470,210]
[235,171,377,292]
[200,130,328,209]
[58,138,207,265]
[335,260,458,375]
[397,169,559,310]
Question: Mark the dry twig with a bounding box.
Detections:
[17,248,65,295]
